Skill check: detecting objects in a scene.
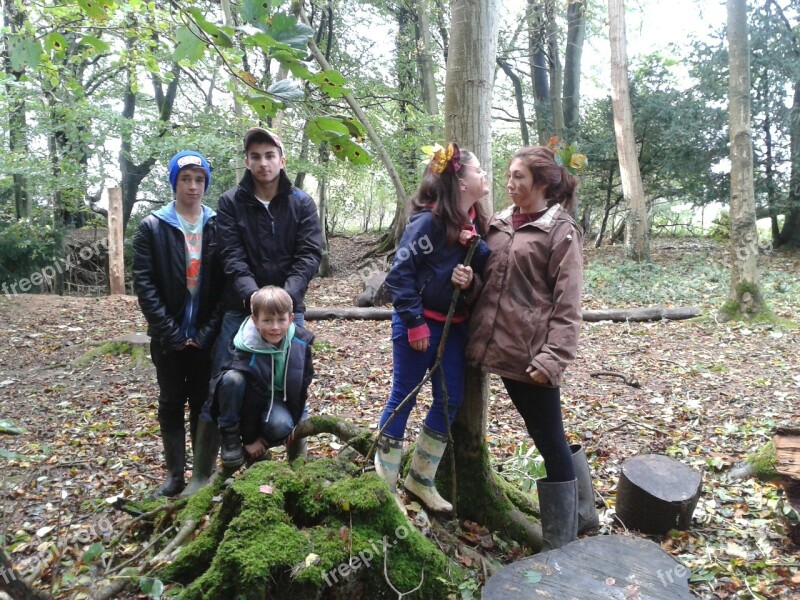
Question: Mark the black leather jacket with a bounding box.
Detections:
[217,169,322,313]
[133,206,223,351]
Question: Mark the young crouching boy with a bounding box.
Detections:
[203,286,314,467]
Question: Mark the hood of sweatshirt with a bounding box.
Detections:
[233,317,296,354]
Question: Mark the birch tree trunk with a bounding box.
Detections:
[725,0,766,316]
[608,0,650,262]
[445,0,543,550]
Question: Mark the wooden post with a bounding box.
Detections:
[107,187,125,295]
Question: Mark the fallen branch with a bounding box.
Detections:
[0,549,52,600]
[589,371,641,388]
[305,305,701,322]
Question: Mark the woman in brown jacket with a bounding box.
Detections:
[463,145,597,550]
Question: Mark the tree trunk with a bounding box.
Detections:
[608,0,650,262]
[497,58,530,146]
[415,0,439,118]
[317,144,332,277]
[546,0,564,138]
[527,0,550,144]
[118,52,180,231]
[779,77,800,247]
[3,0,31,220]
[725,0,765,316]
[562,0,586,136]
[445,0,542,549]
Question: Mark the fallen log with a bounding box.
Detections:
[616,454,702,534]
[483,534,693,599]
[304,305,700,322]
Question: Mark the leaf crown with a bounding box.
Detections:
[546,136,587,175]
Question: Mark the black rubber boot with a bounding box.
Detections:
[537,478,578,551]
[154,427,186,497]
[570,444,600,534]
[181,419,220,497]
[220,426,244,469]
[286,436,307,462]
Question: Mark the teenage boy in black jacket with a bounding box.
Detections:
[133,150,223,497]
[214,128,322,459]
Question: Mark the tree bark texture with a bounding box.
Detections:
[726,0,764,310]
[608,0,650,262]
[415,0,439,118]
[3,0,31,219]
[546,0,564,138]
[527,0,550,144]
[562,0,586,135]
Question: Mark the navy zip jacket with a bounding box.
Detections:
[204,320,314,443]
[217,169,322,313]
[133,202,223,351]
[385,209,491,330]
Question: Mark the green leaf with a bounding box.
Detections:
[0,420,26,435]
[77,0,114,20]
[8,36,42,71]
[44,33,68,56]
[266,13,314,51]
[82,542,104,563]
[271,52,311,78]
[305,117,350,143]
[523,569,543,584]
[139,577,164,599]
[330,136,371,165]
[309,70,348,98]
[0,449,19,460]
[244,93,279,118]
[186,8,234,48]
[79,34,111,55]
[241,0,278,25]
[173,27,206,63]
[266,79,304,103]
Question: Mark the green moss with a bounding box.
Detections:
[72,341,148,368]
[164,457,457,599]
[493,472,537,518]
[748,441,779,481]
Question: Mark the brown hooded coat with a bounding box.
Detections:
[466,203,583,386]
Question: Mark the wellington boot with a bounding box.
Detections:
[537,478,578,551]
[374,433,407,515]
[570,444,600,534]
[154,427,185,497]
[220,426,244,469]
[403,425,452,513]
[181,419,220,497]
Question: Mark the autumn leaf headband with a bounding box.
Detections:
[421,142,461,175]
[546,136,587,175]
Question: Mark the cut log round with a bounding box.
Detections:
[616,454,702,534]
[483,534,693,599]
[305,305,700,322]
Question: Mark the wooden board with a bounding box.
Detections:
[774,429,800,480]
[483,535,693,599]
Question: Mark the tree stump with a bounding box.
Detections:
[483,535,693,599]
[161,458,455,599]
[354,271,391,307]
[616,454,702,534]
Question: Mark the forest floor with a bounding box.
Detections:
[0,235,798,599]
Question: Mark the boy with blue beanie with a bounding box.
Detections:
[133,150,223,497]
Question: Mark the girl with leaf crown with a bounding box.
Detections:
[375,142,491,514]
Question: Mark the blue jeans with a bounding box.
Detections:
[216,370,296,443]
[378,314,467,439]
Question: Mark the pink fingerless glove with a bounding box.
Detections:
[407,323,431,344]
